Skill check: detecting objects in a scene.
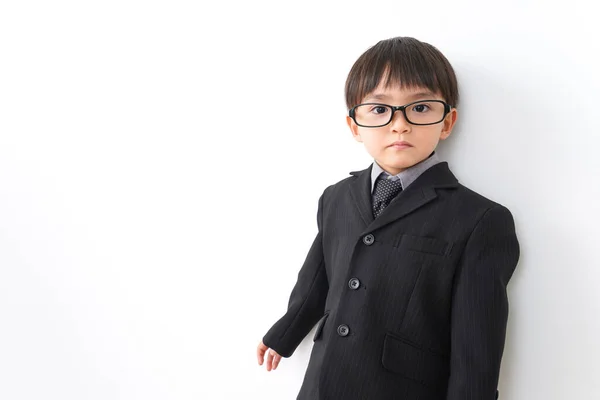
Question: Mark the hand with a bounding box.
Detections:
[257,340,282,371]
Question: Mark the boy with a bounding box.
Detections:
[256,36,520,400]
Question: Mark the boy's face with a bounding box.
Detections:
[346,83,457,175]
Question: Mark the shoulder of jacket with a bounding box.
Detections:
[321,175,355,195]
[455,183,512,213]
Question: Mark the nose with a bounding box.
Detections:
[389,109,411,132]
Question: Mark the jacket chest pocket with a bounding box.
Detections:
[394,234,453,257]
[313,311,330,342]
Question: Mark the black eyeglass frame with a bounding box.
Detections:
[348,99,453,127]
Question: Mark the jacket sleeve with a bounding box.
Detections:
[446,205,520,400]
[262,190,329,358]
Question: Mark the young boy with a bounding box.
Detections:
[256,36,520,400]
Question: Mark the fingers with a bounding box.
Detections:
[271,351,281,370]
[267,349,281,371]
[257,341,282,371]
[266,349,274,371]
[257,341,266,365]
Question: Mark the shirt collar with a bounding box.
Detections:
[370,151,441,194]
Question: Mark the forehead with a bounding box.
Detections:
[363,82,442,103]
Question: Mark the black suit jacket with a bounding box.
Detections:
[263,161,520,400]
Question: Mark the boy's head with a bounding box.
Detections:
[345,37,459,175]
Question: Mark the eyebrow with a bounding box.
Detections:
[364,91,439,102]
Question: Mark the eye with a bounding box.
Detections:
[371,105,389,114]
[412,103,431,113]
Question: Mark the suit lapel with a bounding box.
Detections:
[348,161,459,235]
[348,163,375,227]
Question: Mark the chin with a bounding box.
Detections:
[384,156,415,167]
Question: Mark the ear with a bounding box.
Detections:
[346,115,363,143]
[439,108,458,140]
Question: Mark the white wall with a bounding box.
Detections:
[1,1,598,399]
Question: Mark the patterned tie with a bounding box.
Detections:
[372,173,403,219]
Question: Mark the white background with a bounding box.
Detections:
[1,1,598,399]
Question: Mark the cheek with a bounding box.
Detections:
[416,129,442,144]
[364,135,386,152]
[359,137,384,158]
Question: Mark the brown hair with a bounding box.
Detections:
[344,37,459,110]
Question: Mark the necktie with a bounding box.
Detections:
[372,174,403,219]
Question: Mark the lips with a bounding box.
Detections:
[389,141,413,148]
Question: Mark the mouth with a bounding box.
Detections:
[388,141,413,149]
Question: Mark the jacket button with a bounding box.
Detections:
[348,278,360,289]
[337,324,350,336]
[363,234,375,245]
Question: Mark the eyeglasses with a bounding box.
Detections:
[348,100,452,127]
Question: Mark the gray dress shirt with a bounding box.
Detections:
[370,151,441,195]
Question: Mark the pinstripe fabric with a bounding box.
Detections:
[262,161,520,400]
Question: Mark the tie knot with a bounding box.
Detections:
[374,175,403,199]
